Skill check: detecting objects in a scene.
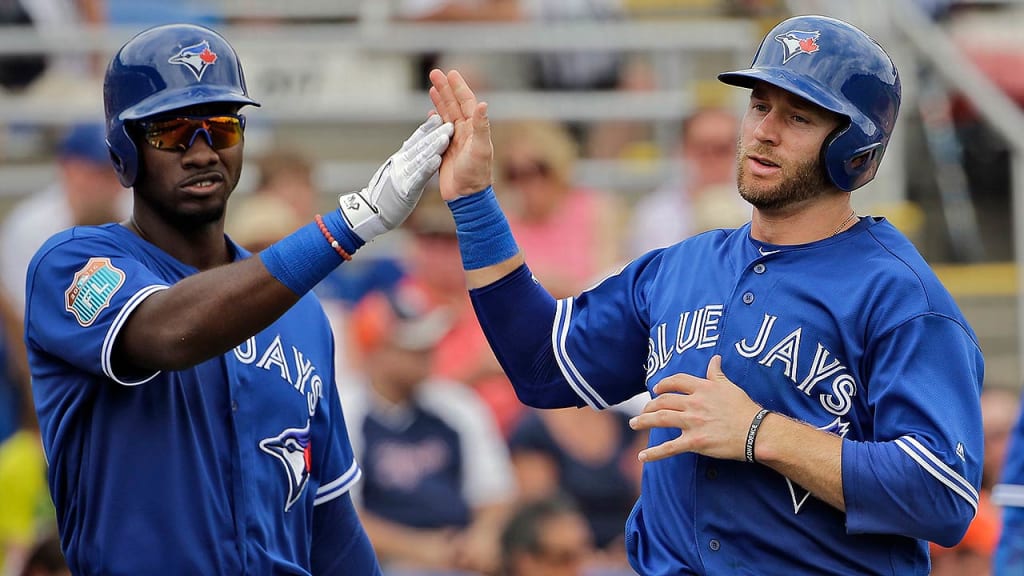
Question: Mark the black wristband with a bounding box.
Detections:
[745,409,770,464]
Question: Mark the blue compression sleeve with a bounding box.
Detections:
[260,210,364,295]
[448,187,519,270]
[311,492,382,575]
[470,264,583,408]
[996,506,1024,574]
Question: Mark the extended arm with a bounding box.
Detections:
[113,117,452,373]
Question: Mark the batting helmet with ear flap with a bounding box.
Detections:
[718,15,901,192]
[103,23,260,187]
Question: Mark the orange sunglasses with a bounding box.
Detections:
[137,114,245,152]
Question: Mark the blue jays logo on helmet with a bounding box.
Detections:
[774,30,820,64]
[168,40,218,81]
[259,420,312,512]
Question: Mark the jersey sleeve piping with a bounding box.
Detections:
[101,284,169,386]
[314,461,362,506]
[553,297,610,410]
[895,435,978,512]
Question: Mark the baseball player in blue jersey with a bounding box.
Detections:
[23,24,452,575]
[994,406,1024,573]
[427,14,985,576]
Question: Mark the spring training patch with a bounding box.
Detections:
[65,258,125,327]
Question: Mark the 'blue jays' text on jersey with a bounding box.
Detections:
[483,217,984,575]
[24,224,361,575]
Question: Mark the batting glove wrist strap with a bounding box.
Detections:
[260,211,364,296]
[340,115,453,243]
[448,186,519,270]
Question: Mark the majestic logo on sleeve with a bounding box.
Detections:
[260,420,312,512]
[168,40,218,81]
[65,258,125,327]
[774,30,820,64]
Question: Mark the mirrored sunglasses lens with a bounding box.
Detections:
[205,117,242,149]
[144,117,242,151]
[145,119,198,151]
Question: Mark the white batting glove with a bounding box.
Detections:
[338,115,454,243]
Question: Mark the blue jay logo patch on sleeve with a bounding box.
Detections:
[65,258,125,327]
[259,420,312,512]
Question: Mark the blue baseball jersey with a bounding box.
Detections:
[24,223,362,575]
[993,403,1024,572]
[478,217,984,575]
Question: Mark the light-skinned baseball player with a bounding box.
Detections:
[24,23,452,575]
[428,14,984,575]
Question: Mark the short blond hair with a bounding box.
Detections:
[493,120,578,188]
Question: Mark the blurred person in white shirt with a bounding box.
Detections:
[0,122,127,310]
[627,107,748,257]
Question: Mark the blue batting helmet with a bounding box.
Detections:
[103,23,260,187]
[718,15,900,192]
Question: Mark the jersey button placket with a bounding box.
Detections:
[742,292,755,305]
[753,263,766,274]
[709,539,721,551]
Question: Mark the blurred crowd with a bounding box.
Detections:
[0,1,1022,575]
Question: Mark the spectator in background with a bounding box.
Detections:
[227,150,319,252]
[494,119,623,299]
[627,107,747,256]
[0,122,127,311]
[499,494,594,576]
[970,383,1019,569]
[400,190,522,436]
[249,149,319,220]
[0,289,55,576]
[507,407,642,565]
[226,194,304,253]
[16,532,67,576]
[340,282,515,574]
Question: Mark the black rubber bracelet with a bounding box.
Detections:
[745,409,770,463]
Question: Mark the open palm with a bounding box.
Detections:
[428,69,494,201]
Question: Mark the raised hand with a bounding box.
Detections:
[428,69,494,201]
[338,114,453,243]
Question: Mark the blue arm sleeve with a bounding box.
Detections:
[996,506,1024,574]
[842,314,984,547]
[311,493,382,576]
[469,265,582,409]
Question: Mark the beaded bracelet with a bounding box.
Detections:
[315,214,352,261]
[745,409,770,464]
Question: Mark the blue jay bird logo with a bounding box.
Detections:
[259,421,312,512]
[774,30,821,64]
[168,40,219,81]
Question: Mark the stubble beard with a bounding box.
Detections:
[736,145,833,211]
